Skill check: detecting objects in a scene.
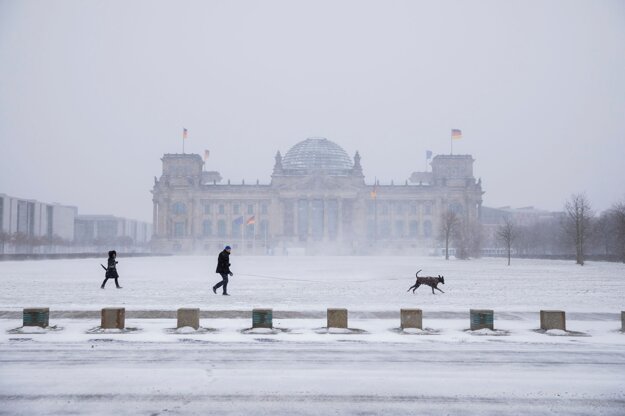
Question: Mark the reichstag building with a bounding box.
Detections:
[151,137,483,254]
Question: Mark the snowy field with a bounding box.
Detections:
[1,256,624,415]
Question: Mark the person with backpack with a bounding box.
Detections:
[100,250,122,289]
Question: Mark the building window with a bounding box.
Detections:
[366,201,375,215]
[327,200,338,240]
[261,203,268,214]
[202,220,212,237]
[424,202,432,215]
[233,203,240,215]
[174,222,185,237]
[380,221,391,238]
[232,219,242,238]
[423,220,432,237]
[218,204,225,215]
[172,202,187,215]
[259,220,269,240]
[245,222,254,238]
[410,204,418,215]
[217,220,226,237]
[366,220,376,239]
[394,220,405,238]
[380,203,389,215]
[247,204,254,215]
[409,221,419,237]
[395,203,404,215]
[298,199,308,241]
[203,203,212,215]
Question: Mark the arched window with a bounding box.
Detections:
[423,220,432,237]
[409,221,419,237]
[202,220,212,237]
[217,220,226,237]
[172,202,187,215]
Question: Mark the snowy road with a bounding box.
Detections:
[2,336,625,415]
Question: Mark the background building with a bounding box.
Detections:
[74,215,152,248]
[151,137,484,254]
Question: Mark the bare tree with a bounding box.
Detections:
[496,216,517,266]
[563,193,594,266]
[610,201,625,262]
[439,210,459,260]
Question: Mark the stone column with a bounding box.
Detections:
[400,308,422,329]
[327,308,348,329]
[540,310,566,331]
[23,308,49,328]
[252,309,273,328]
[101,308,125,329]
[470,309,494,330]
[177,308,200,330]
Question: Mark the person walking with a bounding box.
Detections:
[213,245,233,295]
[101,250,122,289]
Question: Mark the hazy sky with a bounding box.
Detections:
[1,0,624,222]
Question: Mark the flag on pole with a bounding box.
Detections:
[183,128,188,139]
[451,129,462,140]
[233,216,244,226]
[370,182,378,200]
[204,150,210,161]
[246,216,256,225]
[426,150,433,160]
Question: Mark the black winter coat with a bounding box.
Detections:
[106,257,119,279]
[215,250,231,274]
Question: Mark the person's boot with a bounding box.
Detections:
[212,286,217,294]
[100,285,105,289]
[222,293,230,296]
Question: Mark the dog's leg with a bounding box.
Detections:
[407,284,416,293]
[435,287,445,293]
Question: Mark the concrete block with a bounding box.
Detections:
[23,308,49,328]
[101,308,125,329]
[400,309,422,329]
[470,309,494,330]
[327,308,348,329]
[540,310,565,331]
[177,308,200,330]
[252,309,273,328]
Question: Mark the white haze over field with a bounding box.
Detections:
[1,0,624,221]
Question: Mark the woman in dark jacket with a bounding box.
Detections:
[101,250,122,289]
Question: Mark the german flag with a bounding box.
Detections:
[451,129,462,140]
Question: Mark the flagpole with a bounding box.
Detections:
[450,131,453,155]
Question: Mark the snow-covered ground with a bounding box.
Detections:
[1,256,624,415]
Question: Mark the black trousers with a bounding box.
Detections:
[101,275,120,288]
[213,273,229,294]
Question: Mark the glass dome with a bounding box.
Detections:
[281,137,353,175]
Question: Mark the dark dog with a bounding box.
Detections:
[407,269,445,294]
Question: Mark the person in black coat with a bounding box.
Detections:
[213,245,233,295]
[101,250,122,289]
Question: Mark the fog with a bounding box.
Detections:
[1,0,624,222]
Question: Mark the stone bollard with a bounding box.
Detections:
[540,310,566,331]
[470,309,494,330]
[327,308,348,329]
[23,308,49,328]
[101,308,125,329]
[621,311,624,332]
[177,308,200,330]
[252,309,273,329]
[400,308,422,329]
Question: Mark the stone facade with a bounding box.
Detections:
[151,138,483,254]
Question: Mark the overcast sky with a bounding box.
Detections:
[1,0,624,222]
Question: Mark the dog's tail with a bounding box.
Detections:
[415,269,422,277]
